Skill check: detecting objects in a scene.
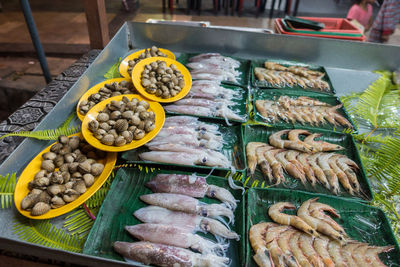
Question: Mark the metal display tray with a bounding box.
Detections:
[0,21,399,266]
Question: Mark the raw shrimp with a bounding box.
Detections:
[307,153,330,189]
[285,150,306,176]
[140,193,234,223]
[268,202,318,237]
[297,153,318,186]
[298,233,324,267]
[269,130,314,153]
[114,241,229,267]
[337,156,360,193]
[297,198,344,242]
[342,242,361,266]
[265,225,299,267]
[317,153,340,194]
[327,240,347,267]
[304,133,345,152]
[139,151,230,168]
[275,151,307,184]
[145,174,238,209]
[246,142,267,176]
[290,232,312,267]
[313,236,335,267]
[276,228,300,266]
[366,246,394,267]
[308,201,346,236]
[249,222,275,267]
[264,62,287,71]
[134,206,240,240]
[264,149,286,185]
[125,224,225,255]
[329,154,354,195]
[287,129,311,142]
[256,145,274,181]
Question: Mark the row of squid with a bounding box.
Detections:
[164,80,245,123]
[139,116,231,168]
[114,173,240,267]
[254,62,330,92]
[186,53,241,83]
[246,130,362,195]
[255,96,353,129]
[250,199,393,267]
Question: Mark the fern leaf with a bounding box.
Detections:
[63,208,97,237]
[0,126,81,140]
[12,218,85,252]
[0,173,17,208]
[59,112,77,130]
[104,58,122,79]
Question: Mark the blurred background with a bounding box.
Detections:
[0,0,399,121]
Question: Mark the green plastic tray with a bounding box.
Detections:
[245,188,400,267]
[163,83,249,124]
[250,59,335,95]
[121,117,245,172]
[177,53,250,88]
[241,124,373,201]
[83,167,246,266]
[281,19,363,37]
[253,90,358,133]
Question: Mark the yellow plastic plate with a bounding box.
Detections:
[76,78,132,121]
[14,133,117,220]
[119,48,176,79]
[131,57,192,103]
[82,94,165,152]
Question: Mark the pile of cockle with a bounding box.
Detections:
[246,129,362,195]
[78,80,136,116]
[254,62,330,91]
[114,173,239,267]
[187,53,241,83]
[141,60,185,99]
[139,116,231,168]
[255,96,353,129]
[127,46,167,76]
[88,96,155,146]
[250,198,394,267]
[164,80,245,123]
[21,135,106,216]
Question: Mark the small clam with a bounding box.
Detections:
[89,120,99,132]
[59,163,70,172]
[35,177,50,187]
[54,155,64,168]
[144,121,155,132]
[139,111,150,120]
[47,184,66,196]
[108,129,118,139]
[122,110,134,120]
[101,134,115,146]
[130,115,141,126]
[50,172,64,184]
[30,189,43,195]
[73,180,87,194]
[76,154,87,163]
[110,110,122,120]
[58,135,69,145]
[97,112,110,122]
[91,163,105,176]
[37,191,52,204]
[115,136,127,146]
[133,129,145,140]
[122,131,133,143]
[78,160,92,174]
[69,162,79,173]
[50,143,63,153]
[34,170,47,180]
[58,146,71,155]
[72,172,83,179]
[68,136,81,150]
[137,121,145,130]
[64,181,75,189]
[21,194,39,210]
[115,119,129,132]
[83,174,95,187]
[63,189,79,203]
[41,160,55,172]
[42,152,57,161]
[31,202,51,216]
[122,96,130,103]
[135,105,146,113]
[62,171,71,183]
[51,196,65,208]
[64,153,75,163]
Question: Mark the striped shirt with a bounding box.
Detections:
[368,0,400,42]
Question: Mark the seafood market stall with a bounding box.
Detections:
[0,22,399,266]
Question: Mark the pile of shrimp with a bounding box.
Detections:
[254,62,330,91]
[255,96,353,129]
[186,53,241,83]
[164,80,245,123]
[139,116,232,168]
[114,173,240,267]
[250,199,394,267]
[246,129,362,196]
